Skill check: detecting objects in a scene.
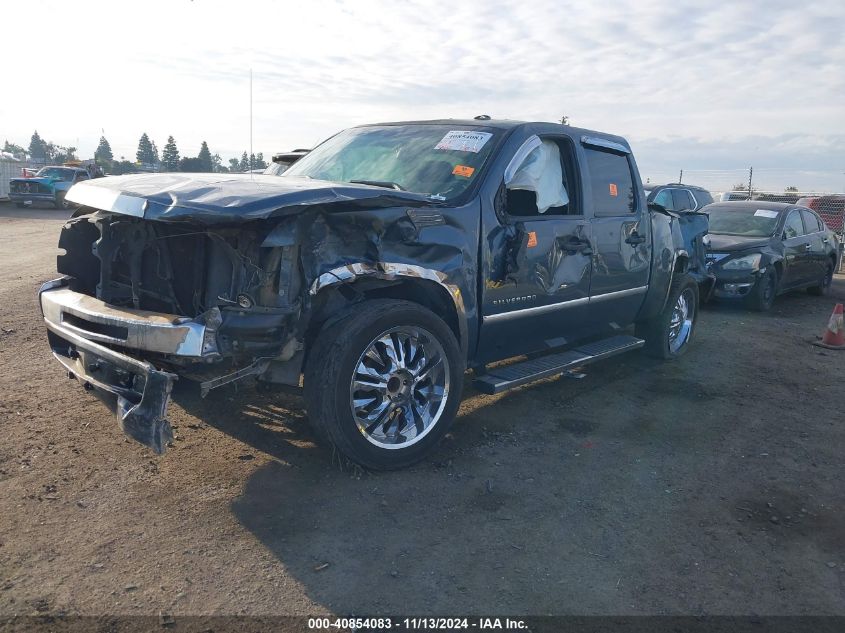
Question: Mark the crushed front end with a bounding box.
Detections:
[40,209,303,453]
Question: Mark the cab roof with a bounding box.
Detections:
[360,118,630,148]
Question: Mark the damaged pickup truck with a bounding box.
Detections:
[39,119,710,469]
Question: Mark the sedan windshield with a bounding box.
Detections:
[283,124,500,200]
[707,205,781,237]
[36,167,75,181]
[262,163,288,176]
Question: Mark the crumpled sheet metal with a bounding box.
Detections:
[676,211,709,271]
[66,173,434,225]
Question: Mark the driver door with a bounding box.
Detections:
[477,135,594,362]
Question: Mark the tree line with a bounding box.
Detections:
[3,131,268,175]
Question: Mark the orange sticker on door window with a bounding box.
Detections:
[452,164,475,178]
[526,231,538,248]
[609,183,618,196]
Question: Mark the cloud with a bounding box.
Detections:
[2,0,843,188]
[634,134,845,191]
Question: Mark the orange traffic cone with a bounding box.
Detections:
[815,303,845,349]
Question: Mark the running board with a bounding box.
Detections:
[472,334,644,395]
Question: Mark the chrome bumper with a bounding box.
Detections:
[38,278,221,454]
[39,278,221,358]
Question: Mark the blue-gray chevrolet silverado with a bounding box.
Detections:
[38,119,710,469]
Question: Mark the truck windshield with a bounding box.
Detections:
[36,167,75,181]
[707,205,781,237]
[283,124,500,201]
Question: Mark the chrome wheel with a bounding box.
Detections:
[350,326,450,449]
[668,288,695,354]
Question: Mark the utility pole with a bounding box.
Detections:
[678,169,683,184]
[747,166,753,200]
[249,68,253,177]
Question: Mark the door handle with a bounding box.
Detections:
[625,232,646,246]
[804,244,812,251]
[561,237,592,254]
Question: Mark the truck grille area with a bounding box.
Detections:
[54,210,299,363]
[96,220,210,316]
[57,214,234,318]
[11,180,49,194]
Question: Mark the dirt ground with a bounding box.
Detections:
[1,201,844,618]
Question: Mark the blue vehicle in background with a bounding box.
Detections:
[9,166,92,209]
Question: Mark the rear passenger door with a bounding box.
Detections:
[582,140,651,328]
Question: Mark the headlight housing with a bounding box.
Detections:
[721,253,762,271]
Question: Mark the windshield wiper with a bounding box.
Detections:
[350,180,405,191]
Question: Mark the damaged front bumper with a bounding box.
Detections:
[711,269,762,299]
[38,278,223,453]
[9,192,57,205]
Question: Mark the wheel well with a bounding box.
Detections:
[673,254,689,275]
[307,278,462,351]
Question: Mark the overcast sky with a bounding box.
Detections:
[3,0,844,191]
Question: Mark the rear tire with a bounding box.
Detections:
[304,299,464,470]
[746,268,777,311]
[807,262,834,296]
[636,273,699,360]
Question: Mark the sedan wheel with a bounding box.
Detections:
[808,263,833,296]
[747,269,777,311]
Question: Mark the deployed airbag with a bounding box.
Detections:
[505,138,569,214]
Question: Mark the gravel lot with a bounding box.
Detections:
[1,201,844,617]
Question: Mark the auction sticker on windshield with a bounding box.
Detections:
[435,131,493,153]
[754,209,779,218]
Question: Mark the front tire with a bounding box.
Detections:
[746,268,777,311]
[304,299,464,470]
[807,262,834,296]
[636,274,699,359]
[54,193,70,210]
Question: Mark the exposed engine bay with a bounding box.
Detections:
[56,210,303,368]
